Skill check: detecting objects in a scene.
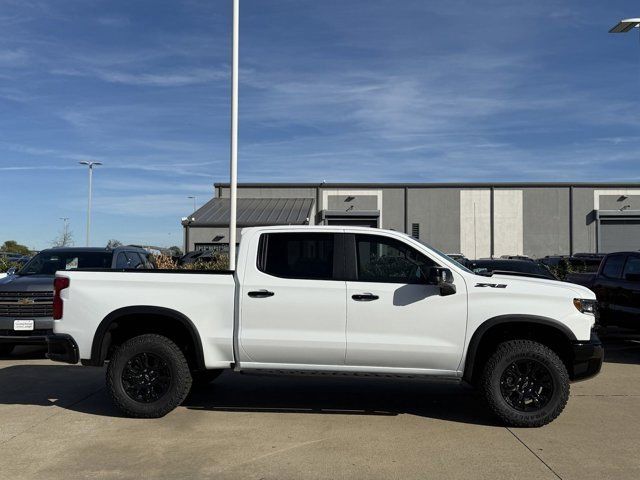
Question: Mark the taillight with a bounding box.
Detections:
[53,277,70,320]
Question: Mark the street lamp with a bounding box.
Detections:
[187,195,197,214]
[78,161,102,246]
[609,18,640,34]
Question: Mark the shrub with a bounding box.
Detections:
[152,253,230,271]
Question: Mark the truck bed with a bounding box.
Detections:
[55,270,236,368]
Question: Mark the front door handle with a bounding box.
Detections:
[352,293,379,301]
[248,289,275,298]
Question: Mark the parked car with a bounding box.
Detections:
[47,226,602,427]
[566,251,640,329]
[467,259,558,280]
[0,246,154,356]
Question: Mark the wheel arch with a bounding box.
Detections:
[463,315,577,384]
[87,306,205,370]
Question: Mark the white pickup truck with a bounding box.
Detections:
[47,226,603,427]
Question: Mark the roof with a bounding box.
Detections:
[185,198,314,227]
[214,181,640,189]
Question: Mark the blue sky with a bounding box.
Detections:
[0,0,638,250]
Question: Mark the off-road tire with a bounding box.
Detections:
[192,369,223,387]
[107,334,192,418]
[481,340,569,428]
[0,344,14,356]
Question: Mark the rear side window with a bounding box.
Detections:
[258,233,335,280]
[601,255,625,279]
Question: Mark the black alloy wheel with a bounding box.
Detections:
[121,352,172,403]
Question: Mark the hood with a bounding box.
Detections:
[479,273,596,299]
[0,274,54,292]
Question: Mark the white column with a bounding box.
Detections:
[228,0,239,270]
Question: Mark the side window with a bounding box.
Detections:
[602,255,625,279]
[355,234,436,284]
[125,252,143,269]
[623,257,640,281]
[115,253,129,269]
[259,233,335,280]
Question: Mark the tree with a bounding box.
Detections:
[168,246,183,256]
[106,239,123,249]
[51,223,74,247]
[1,240,30,255]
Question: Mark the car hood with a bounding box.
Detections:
[0,274,54,292]
[477,273,596,299]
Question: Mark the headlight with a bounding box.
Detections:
[574,298,597,314]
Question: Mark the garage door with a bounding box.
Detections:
[600,219,640,253]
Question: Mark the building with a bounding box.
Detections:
[182,182,640,258]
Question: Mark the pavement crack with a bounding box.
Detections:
[506,428,562,480]
[0,386,105,446]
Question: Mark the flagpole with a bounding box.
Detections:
[228,0,239,270]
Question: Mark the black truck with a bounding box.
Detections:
[0,246,155,356]
[566,252,640,329]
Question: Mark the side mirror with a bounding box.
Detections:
[427,267,456,296]
[6,267,16,276]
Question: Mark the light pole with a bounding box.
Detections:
[187,195,197,213]
[609,18,640,34]
[78,161,102,246]
[228,0,239,270]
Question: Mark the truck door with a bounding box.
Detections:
[594,254,627,325]
[344,233,467,373]
[239,231,347,366]
[619,255,640,328]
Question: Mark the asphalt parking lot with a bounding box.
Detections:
[1,333,639,480]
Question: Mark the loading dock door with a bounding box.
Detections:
[600,219,640,253]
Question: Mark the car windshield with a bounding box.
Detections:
[414,239,474,274]
[18,251,112,275]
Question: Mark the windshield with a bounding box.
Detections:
[19,251,112,275]
[415,239,474,274]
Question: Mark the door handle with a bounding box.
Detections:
[248,289,275,298]
[352,293,379,301]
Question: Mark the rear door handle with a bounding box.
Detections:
[352,293,379,301]
[248,289,275,298]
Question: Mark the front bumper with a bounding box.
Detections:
[46,334,79,364]
[0,317,54,346]
[569,332,603,381]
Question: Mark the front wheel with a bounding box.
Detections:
[107,334,192,418]
[481,340,569,427]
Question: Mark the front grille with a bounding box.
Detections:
[0,291,53,318]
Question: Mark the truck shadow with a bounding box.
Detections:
[184,372,501,426]
[0,364,501,426]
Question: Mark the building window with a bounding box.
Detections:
[411,223,420,239]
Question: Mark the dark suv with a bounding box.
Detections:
[0,246,154,356]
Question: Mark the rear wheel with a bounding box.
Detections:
[107,334,192,418]
[0,344,14,356]
[481,340,569,427]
